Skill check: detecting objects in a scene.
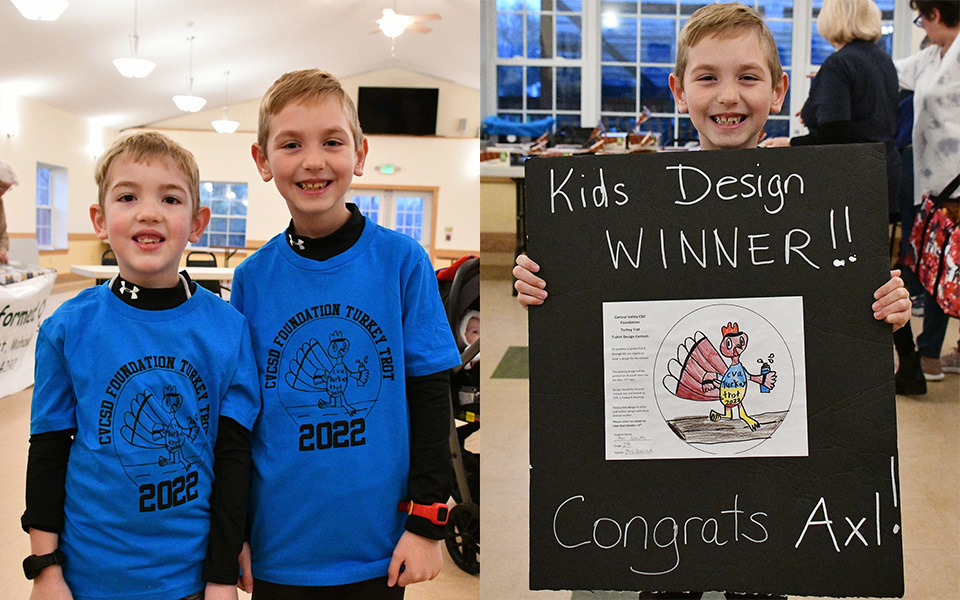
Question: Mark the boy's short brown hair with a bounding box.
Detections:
[257,69,364,154]
[674,2,783,89]
[94,131,201,216]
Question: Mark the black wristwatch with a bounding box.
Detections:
[22,549,66,580]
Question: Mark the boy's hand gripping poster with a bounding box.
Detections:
[525,144,904,597]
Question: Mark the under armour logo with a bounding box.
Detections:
[288,233,305,250]
[119,280,139,300]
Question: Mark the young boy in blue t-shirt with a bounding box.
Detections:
[515,2,910,328]
[230,69,461,598]
[512,3,910,600]
[22,131,261,600]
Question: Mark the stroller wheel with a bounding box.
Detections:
[445,503,480,575]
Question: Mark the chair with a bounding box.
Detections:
[97,248,117,285]
[185,251,221,296]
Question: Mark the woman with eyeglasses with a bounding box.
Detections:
[892,0,960,392]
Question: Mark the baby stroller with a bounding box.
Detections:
[437,255,479,575]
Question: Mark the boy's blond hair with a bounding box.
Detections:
[817,0,882,45]
[94,131,201,216]
[257,69,364,154]
[674,2,783,89]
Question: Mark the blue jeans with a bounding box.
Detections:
[916,293,951,359]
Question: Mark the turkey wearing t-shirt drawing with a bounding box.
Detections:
[663,322,777,431]
[286,331,370,416]
[120,385,201,469]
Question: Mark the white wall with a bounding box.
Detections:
[153,128,479,251]
[1,67,479,260]
[362,134,480,251]
[152,67,481,140]
[0,94,116,240]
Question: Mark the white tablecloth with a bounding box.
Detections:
[0,265,56,398]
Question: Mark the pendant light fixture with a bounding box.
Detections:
[112,0,155,79]
[172,35,207,113]
[11,0,68,21]
[377,9,412,38]
[211,71,240,134]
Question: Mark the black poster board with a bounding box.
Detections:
[526,145,904,597]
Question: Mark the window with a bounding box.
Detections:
[194,182,247,248]
[811,0,897,65]
[35,163,67,249]
[36,167,51,247]
[485,0,912,145]
[494,1,585,132]
[596,1,796,142]
[349,188,435,251]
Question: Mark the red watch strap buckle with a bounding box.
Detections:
[398,501,450,526]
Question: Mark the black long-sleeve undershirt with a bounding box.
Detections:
[22,429,72,534]
[404,371,453,540]
[203,416,251,583]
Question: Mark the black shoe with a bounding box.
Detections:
[895,351,927,396]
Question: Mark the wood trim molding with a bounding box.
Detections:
[9,232,102,242]
[69,233,103,242]
[350,183,442,193]
[434,248,477,260]
[480,232,515,253]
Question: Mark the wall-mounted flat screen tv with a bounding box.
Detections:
[358,86,439,136]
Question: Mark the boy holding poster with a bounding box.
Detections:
[514,3,909,599]
[514,2,910,330]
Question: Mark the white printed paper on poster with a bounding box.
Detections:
[603,296,807,460]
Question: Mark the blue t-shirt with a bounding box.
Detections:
[31,284,261,600]
[720,362,748,405]
[230,218,461,586]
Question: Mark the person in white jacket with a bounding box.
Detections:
[892,0,960,391]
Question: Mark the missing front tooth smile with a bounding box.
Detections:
[712,116,745,125]
[298,182,329,191]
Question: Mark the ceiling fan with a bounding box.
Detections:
[374,5,442,38]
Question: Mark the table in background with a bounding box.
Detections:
[481,162,526,295]
[70,265,235,281]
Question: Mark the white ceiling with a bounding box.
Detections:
[0,0,479,130]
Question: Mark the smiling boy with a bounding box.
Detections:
[667,3,788,151]
[512,4,908,599]
[94,151,206,286]
[231,69,461,599]
[23,132,260,600]
[252,94,364,237]
[515,3,909,335]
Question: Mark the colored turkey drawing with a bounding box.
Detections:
[660,318,791,448]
